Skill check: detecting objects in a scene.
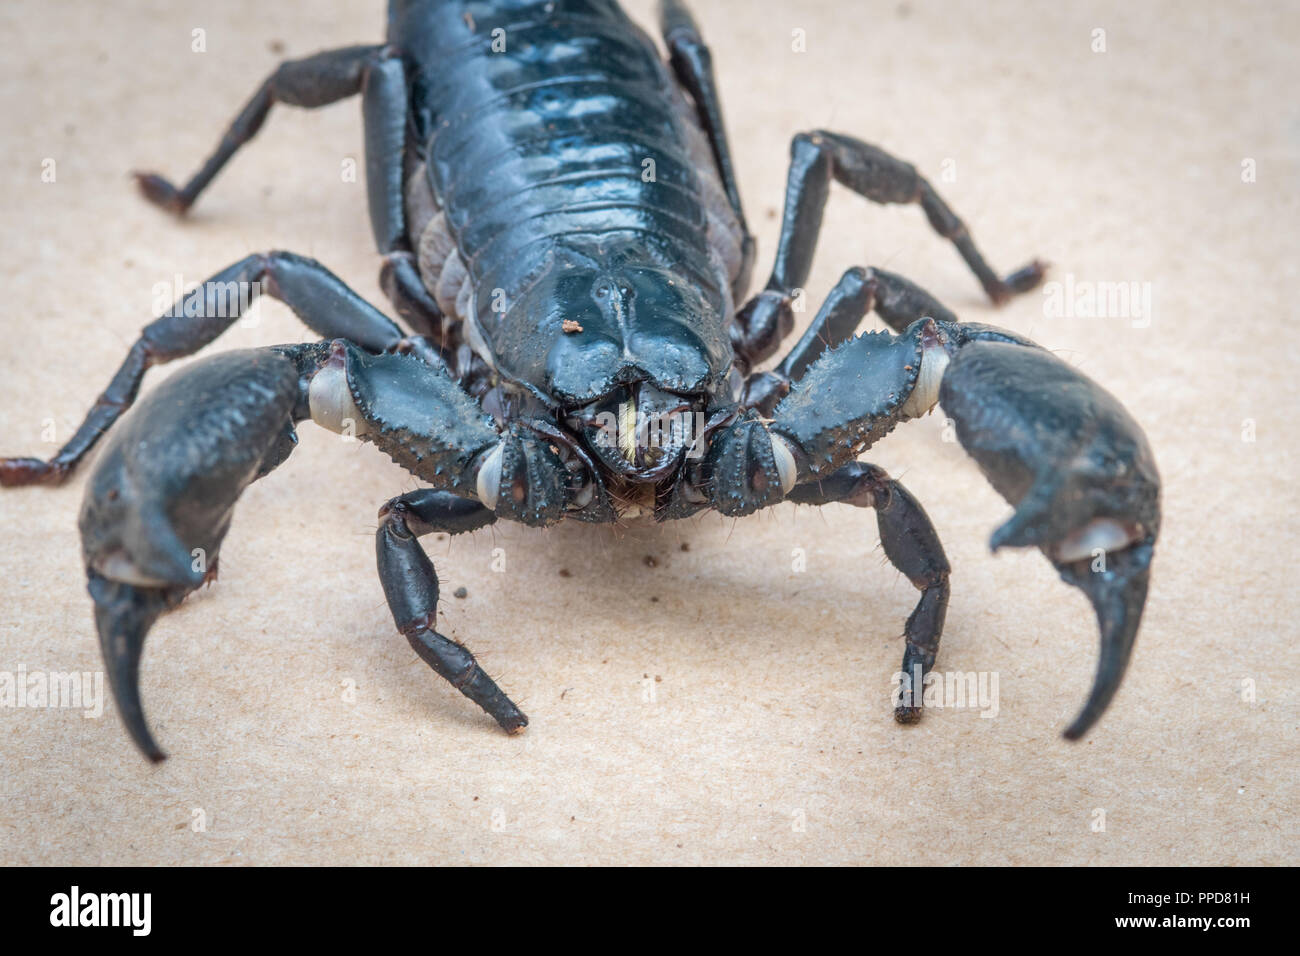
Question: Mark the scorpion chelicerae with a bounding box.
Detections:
[0,0,1159,761]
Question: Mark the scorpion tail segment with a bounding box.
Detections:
[939,337,1160,738]
[87,573,177,762]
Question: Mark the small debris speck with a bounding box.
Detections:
[562,318,584,333]
[643,555,658,568]
[453,587,468,599]
[559,568,571,577]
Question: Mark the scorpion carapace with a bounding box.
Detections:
[0,0,1159,761]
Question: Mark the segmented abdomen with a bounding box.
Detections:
[394,0,742,327]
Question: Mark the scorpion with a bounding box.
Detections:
[0,0,1160,761]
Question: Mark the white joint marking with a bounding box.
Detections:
[308,364,368,437]
[476,443,504,509]
[901,341,951,419]
[771,432,797,495]
[96,553,175,589]
[1056,518,1139,562]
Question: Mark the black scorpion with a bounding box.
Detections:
[0,0,1160,760]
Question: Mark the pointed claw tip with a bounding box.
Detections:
[1062,704,1102,741]
[1055,539,1154,739]
[88,573,174,764]
[122,712,167,763]
[118,701,168,765]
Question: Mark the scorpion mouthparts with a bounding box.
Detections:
[1055,537,1154,741]
[87,572,171,762]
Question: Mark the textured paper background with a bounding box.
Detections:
[0,0,1295,865]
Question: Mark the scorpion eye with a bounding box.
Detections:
[475,443,504,509]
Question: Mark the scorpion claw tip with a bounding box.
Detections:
[1055,538,1153,741]
[88,572,173,762]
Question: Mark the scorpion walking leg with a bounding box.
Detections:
[132,41,446,346]
[380,253,449,346]
[0,251,416,486]
[787,463,950,723]
[354,48,452,345]
[375,490,528,733]
[732,130,1044,370]
[134,44,388,216]
[776,130,1044,303]
[659,0,755,298]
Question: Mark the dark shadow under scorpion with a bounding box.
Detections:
[0,0,1159,761]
